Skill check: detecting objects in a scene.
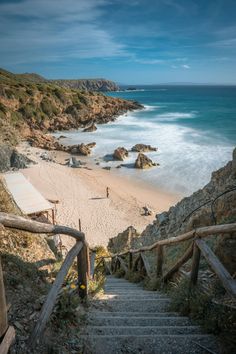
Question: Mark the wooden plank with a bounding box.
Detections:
[117,256,128,273]
[163,243,193,282]
[111,223,236,256]
[0,326,15,354]
[140,253,152,278]
[28,241,83,347]
[0,257,8,338]
[0,212,85,242]
[190,243,201,285]
[128,253,133,271]
[156,245,163,277]
[195,239,236,297]
[77,243,89,299]
[90,251,96,279]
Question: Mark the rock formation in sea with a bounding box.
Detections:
[134,153,158,169]
[131,144,157,152]
[113,147,129,161]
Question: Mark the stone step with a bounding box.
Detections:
[81,335,219,354]
[99,294,169,300]
[88,316,193,327]
[93,299,170,312]
[89,311,180,318]
[84,325,202,335]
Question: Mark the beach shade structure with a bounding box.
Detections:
[3,172,56,224]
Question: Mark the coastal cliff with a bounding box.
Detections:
[0,68,142,147]
[52,78,119,92]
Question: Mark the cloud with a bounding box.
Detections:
[182,64,190,69]
[0,0,128,64]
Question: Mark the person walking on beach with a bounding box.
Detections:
[106,187,110,198]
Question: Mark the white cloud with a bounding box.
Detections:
[0,0,128,64]
[182,64,190,69]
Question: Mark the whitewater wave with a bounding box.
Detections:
[155,111,197,122]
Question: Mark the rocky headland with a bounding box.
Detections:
[0,68,142,158]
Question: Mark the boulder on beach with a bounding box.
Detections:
[113,147,129,161]
[69,142,96,156]
[83,123,97,132]
[134,153,158,169]
[131,144,157,152]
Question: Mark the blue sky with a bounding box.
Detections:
[0,0,236,84]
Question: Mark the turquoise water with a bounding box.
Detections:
[55,86,236,196]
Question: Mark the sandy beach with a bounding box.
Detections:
[18,143,180,249]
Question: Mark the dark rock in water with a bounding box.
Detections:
[113,147,129,161]
[131,144,157,153]
[83,123,97,132]
[10,150,34,169]
[58,135,67,139]
[134,153,158,169]
[0,145,35,172]
[102,166,111,171]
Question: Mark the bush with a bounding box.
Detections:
[40,98,59,116]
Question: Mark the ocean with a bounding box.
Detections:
[54,86,236,196]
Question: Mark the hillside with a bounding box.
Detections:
[52,78,119,92]
[0,68,141,146]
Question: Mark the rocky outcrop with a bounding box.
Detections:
[131,144,157,152]
[83,123,97,132]
[0,68,143,147]
[113,147,129,161]
[0,145,34,172]
[134,153,158,169]
[68,142,96,156]
[108,226,140,254]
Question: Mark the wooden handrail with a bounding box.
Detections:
[104,223,236,299]
[0,212,90,349]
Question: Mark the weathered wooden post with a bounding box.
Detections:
[77,243,89,299]
[0,257,8,338]
[128,252,133,271]
[156,245,163,277]
[190,242,201,285]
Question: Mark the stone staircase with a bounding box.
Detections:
[81,276,219,353]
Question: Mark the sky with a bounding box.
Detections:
[0,0,236,84]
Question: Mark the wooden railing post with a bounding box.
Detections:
[190,242,201,285]
[156,245,163,277]
[0,257,8,338]
[77,243,88,299]
[128,252,133,271]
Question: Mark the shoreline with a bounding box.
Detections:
[17,142,181,249]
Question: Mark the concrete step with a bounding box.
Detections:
[87,316,193,327]
[84,325,202,335]
[89,311,180,318]
[99,294,169,300]
[81,335,219,354]
[94,299,170,312]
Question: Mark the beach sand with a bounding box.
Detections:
[18,144,180,249]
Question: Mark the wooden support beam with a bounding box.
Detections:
[117,256,128,273]
[156,245,163,277]
[77,243,89,299]
[195,239,236,297]
[190,242,201,285]
[163,243,193,283]
[140,253,152,278]
[89,251,96,279]
[28,241,83,347]
[0,257,8,338]
[128,253,133,271]
[0,326,15,354]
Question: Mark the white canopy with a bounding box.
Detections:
[3,172,53,215]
